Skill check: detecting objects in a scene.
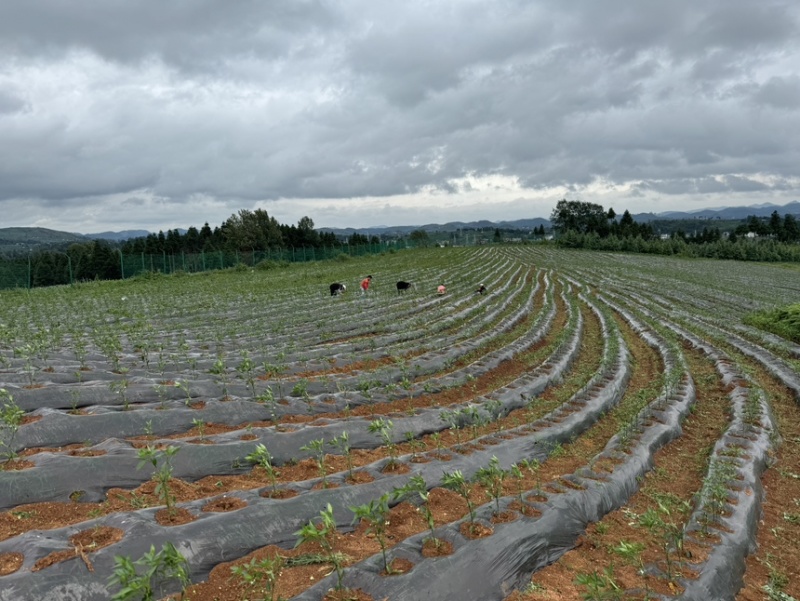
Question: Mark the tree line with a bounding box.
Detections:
[1,210,386,288]
[119,210,381,255]
[550,199,800,260]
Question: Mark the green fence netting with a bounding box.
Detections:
[0,241,416,291]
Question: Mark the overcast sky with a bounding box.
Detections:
[1,1,799,234]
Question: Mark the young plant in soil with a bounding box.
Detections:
[464,406,489,440]
[485,398,504,432]
[153,382,169,408]
[191,418,206,441]
[136,444,180,515]
[237,351,257,398]
[475,456,506,516]
[14,343,37,388]
[295,503,347,593]
[246,443,280,492]
[257,386,278,421]
[442,469,478,528]
[300,438,330,487]
[291,378,311,407]
[263,359,288,402]
[208,356,230,398]
[230,553,284,601]
[369,418,398,468]
[440,409,463,445]
[174,380,192,406]
[430,432,445,455]
[330,432,354,480]
[351,493,395,574]
[405,431,425,460]
[574,565,623,601]
[638,502,685,582]
[611,540,645,572]
[519,458,542,494]
[509,463,526,503]
[394,475,442,549]
[109,378,131,410]
[108,541,189,601]
[0,388,24,465]
[69,389,81,414]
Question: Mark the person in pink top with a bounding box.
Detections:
[437,284,446,295]
[360,275,373,295]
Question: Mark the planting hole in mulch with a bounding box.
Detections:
[460,522,493,539]
[421,537,454,557]
[201,496,247,512]
[323,588,373,601]
[311,481,340,490]
[0,553,23,576]
[384,557,414,576]
[490,510,518,524]
[155,507,195,526]
[0,459,35,471]
[525,492,548,503]
[260,489,299,500]
[381,462,410,475]
[345,471,375,484]
[67,449,107,457]
[32,526,123,572]
[507,500,541,518]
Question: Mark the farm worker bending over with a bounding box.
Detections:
[361,275,373,295]
[437,285,446,295]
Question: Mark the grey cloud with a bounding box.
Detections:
[753,76,800,109]
[0,0,799,231]
[722,175,768,192]
[0,1,339,74]
[0,90,26,114]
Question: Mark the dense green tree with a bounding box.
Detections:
[770,210,783,238]
[348,233,370,246]
[409,230,431,247]
[550,200,608,235]
[220,209,283,251]
[782,214,799,243]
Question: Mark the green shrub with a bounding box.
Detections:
[744,303,800,343]
[255,259,280,271]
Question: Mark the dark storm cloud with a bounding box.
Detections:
[0,0,338,73]
[0,0,798,230]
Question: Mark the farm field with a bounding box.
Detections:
[0,245,799,600]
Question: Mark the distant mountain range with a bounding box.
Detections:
[630,201,800,223]
[84,229,152,241]
[2,201,799,254]
[320,201,800,236]
[318,217,550,237]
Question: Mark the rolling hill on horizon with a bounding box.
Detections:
[3,200,799,254]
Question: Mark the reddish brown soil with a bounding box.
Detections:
[201,496,247,512]
[154,507,195,526]
[0,552,23,576]
[421,537,454,557]
[737,361,800,599]
[504,342,740,600]
[12,280,760,601]
[32,526,124,572]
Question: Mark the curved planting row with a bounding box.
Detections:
[1,246,798,600]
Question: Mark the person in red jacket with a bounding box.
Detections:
[360,275,373,295]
